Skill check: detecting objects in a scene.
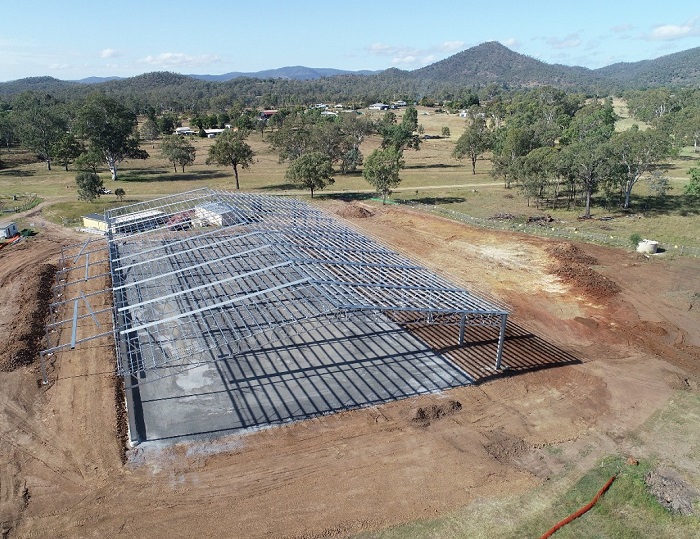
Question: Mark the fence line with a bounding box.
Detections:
[0,193,39,214]
[394,200,700,258]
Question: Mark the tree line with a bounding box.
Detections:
[0,85,698,209]
[452,87,694,216]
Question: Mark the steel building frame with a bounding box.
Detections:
[44,188,509,383]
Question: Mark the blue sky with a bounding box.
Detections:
[1,1,699,82]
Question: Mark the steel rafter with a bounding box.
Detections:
[44,188,509,380]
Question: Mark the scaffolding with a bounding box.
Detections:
[43,188,509,383]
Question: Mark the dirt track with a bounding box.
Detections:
[1,202,699,538]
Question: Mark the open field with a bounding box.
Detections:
[1,107,700,538]
[2,106,699,250]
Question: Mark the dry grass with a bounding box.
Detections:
[1,105,699,249]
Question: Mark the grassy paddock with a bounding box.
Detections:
[0,106,698,249]
[353,456,700,539]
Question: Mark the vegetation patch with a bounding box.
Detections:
[509,456,700,538]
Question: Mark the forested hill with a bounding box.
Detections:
[2,42,700,106]
[409,42,606,89]
[594,46,700,87]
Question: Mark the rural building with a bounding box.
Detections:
[260,110,278,120]
[174,127,195,136]
[82,214,108,233]
[204,128,227,138]
[1,221,18,239]
[369,103,389,110]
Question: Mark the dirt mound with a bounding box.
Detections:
[547,243,619,300]
[646,467,700,515]
[411,400,462,426]
[336,204,373,219]
[551,262,621,299]
[547,243,598,265]
[0,263,56,371]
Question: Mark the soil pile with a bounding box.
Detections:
[547,243,619,299]
[411,400,462,426]
[336,204,373,219]
[0,263,56,371]
[547,243,598,265]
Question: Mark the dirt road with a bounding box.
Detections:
[1,202,698,538]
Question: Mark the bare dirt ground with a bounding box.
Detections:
[1,202,699,538]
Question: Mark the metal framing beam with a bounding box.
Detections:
[42,188,510,379]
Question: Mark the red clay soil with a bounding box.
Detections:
[1,203,699,539]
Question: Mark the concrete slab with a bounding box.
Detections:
[131,316,472,443]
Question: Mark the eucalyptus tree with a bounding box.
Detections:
[0,108,14,150]
[75,171,103,202]
[161,134,196,173]
[452,116,491,175]
[609,125,674,208]
[51,132,83,171]
[268,112,313,162]
[140,117,161,145]
[77,92,148,180]
[205,129,254,189]
[363,147,404,205]
[285,151,334,198]
[13,92,67,170]
[559,101,617,217]
[490,125,536,188]
[512,146,561,208]
[336,113,374,173]
[378,106,421,166]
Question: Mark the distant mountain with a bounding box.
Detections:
[190,66,379,82]
[3,42,700,102]
[0,76,81,96]
[594,46,700,87]
[75,76,124,84]
[410,41,606,89]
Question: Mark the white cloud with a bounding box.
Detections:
[611,24,634,34]
[392,54,417,66]
[546,33,582,49]
[100,48,120,59]
[649,17,700,40]
[500,38,520,48]
[367,43,394,56]
[138,52,220,68]
[440,41,465,52]
[367,40,469,68]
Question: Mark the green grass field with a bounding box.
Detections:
[1,105,698,250]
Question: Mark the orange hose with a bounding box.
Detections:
[540,475,616,539]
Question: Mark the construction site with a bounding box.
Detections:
[44,188,515,444]
[1,191,699,538]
